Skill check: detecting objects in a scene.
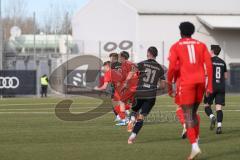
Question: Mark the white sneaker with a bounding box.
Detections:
[115,119,129,126]
[188,145,201,160]
[114,115,121,122]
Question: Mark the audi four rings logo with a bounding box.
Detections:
[0,77,20,89]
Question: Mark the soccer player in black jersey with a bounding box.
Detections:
[127,47,165,144]
[204,45,228,134]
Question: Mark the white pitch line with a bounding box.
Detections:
[0,104,239,111]
[0,101,239,107]
[0,110,239,114]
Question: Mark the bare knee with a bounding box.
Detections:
[216,104,222,111]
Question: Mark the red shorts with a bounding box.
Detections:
[179,83,205,105]
[113,88,136,103]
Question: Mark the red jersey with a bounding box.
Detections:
[104,69,122,87]
[121,60,136,81]
[168,38,213,92]
[120,60,138,90]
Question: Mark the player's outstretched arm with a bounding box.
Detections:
[94,82,109,91]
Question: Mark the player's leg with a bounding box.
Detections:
[121,90,135,116]
[180,84,201,160]
[111,99,119,117]
[193,83,205,139]
[128,98,156,144]
[175,83,186,139]
[127,98,143,132]
[116,90,136,126]
[114,89,128,125]
[215,92,225,134]
[176,106,186,139]
[41,85,44,97]
[118,90,135,121]
[114,103,131,123]
[204,93,216,130]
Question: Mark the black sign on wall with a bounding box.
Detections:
[0,70,36,95]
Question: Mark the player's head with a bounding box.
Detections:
[109,53,119,62]
[147,46,158,59]
[179,22,195,38]
[103,61,111,72]
[211,45,221,56]
[120,51,130,62]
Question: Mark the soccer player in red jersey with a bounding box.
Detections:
[94,61,122,102]
[168,22,213,160]
[115,51,138,125]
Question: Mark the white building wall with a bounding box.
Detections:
[72,0,138,61]
[72,0,240,67]
[136,15,217,66]
[137,15,240,67]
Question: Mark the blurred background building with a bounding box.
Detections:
[2,0,240,94]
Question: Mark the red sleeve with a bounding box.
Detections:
[98,76,105,87]
[104,71,111,83]
[203,44,213,93]
[168,44,178,84]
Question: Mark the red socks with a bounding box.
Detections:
[114,105,120,114]
[194,114,200,138]
[187,114,200,144]
[187,128,197,144]
[119,112,126,120]
[125,104,131,110]
[114,105,127,120]
[176,108,185,125]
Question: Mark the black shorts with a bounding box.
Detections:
[132,98,156,116]
[204,91,225,106]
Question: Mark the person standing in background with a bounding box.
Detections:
[41,74,49,98]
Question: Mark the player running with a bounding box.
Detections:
[109,53,122,121]
[116,51,139,126]
[94,61,124,124]
[204,45,227,134]
[127,47,165,144]
[168,22,213,160]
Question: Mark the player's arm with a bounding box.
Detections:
[94,82,109,91]
[158,79,167,90]
[122,64,138,89]
[94,71,111,91]
[158,67,167,90]
[203,45,213,95]
[224,62,228,80]
[224,72,228,80]
[167,46,178,97]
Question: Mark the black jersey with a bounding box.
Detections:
[111,62,121,70]
[211,56,227,92]
[136,59,165,98]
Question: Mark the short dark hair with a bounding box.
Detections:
[211,45,221,56]
[109,53,118,59]
[120,51,130,60]
[148,46,158,57]
[103,61,111,66]
[179,22,195,37]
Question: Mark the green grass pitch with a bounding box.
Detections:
[0,95,239,160]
